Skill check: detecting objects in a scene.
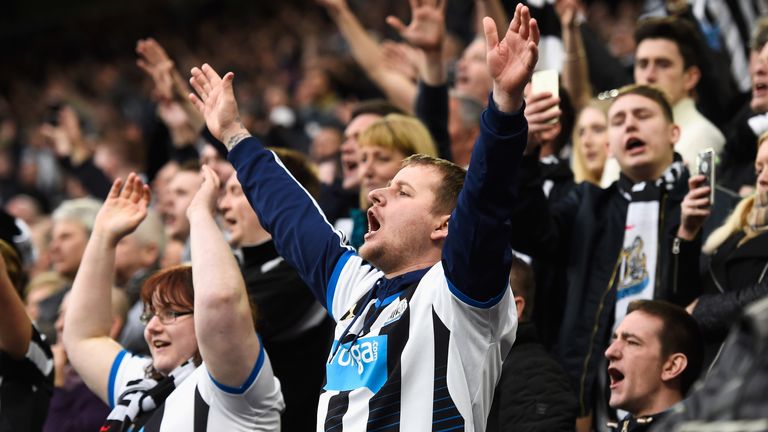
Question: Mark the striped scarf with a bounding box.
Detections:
[101,358,196,432]
[614,159,686,328]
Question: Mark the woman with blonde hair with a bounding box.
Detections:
[346,114,438,247]
[570,99,610,185]
[677,131,768,369]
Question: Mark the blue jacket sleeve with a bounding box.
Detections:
[442,93,528,307]
[228,137,353,309]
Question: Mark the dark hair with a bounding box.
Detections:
[634,16,704,70]
[0,240,24,299]
[178,159,202,173]
[269,147,321,199]
[401,154,466,215]
[612,84,675,123]
[350,99,403,120]
[509,255,535,322]
[626,300,704,395]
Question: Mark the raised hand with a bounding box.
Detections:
[386,0,446,54]
[186,165,221,218]
[136,38,176,102]
[677,175,712,241]
[555,0,581,28]
[483,4,540,113]
[188,64,250,150]
[93,173,151,246]
[316,0,348,15]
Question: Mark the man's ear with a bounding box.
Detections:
[661,353,688,383]
[514,295,525,319]
[683,65,701,93]
[430,214,450,241]
[668,123,681,146]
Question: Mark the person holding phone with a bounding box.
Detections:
[677,132,768,370]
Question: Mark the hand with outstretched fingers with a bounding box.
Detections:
[483,4,540,113]
[386,0,446,54]
[188,64,250,150]
[93,173,151,247]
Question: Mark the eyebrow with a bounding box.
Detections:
[391,179,415,191]
[616,331,643,342]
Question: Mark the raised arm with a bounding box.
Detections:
[186,165,260,388]
[317,0,416,113]
[0,250,32,360]
[556,0,592,112]
[136,37,205,133]
[188,64,354,310]
[443,5,539,302]
[63,174,149,403]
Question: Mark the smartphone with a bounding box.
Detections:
[531,69,559,124]
[696,148,715,205]
[44,102,62,126]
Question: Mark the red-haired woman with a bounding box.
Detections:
[63,170,283,431]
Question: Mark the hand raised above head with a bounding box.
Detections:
[385,0,445,54]
[188,63,250,151]
[94,173,151,246]
[186,165,221,218]
[484,4,540,113]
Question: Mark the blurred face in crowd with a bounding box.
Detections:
[166,171,202,242]
[341,114,381,190]
[605,311,673,416]
[756,138,768,194]
[750,48,768,113]
[114,233,157,284]
[608,94,678,183]
[218,175,263,248]
[576,106,609,180]
[634,39,699,106]
[359,145,408,207]
[359,165,447,274]
[455,39,492,104]
[49,220,89,279]
[200,144,234,186]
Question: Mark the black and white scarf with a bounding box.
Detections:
[614,160,686,327]
[101,358,196,432]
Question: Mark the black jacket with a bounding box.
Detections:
[486,322,578,432]
[609,411,669,432]
[719,103,761,192]
[510,154,700,416]
[681,231,768,366]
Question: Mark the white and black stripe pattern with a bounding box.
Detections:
[103,358,196,432]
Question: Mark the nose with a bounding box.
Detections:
[368,187,385,206]
[605,340,621,360]
[218,194,230,213]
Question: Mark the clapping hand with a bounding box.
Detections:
[93,173,151,247]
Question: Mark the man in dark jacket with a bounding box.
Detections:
[650,292,768,431]
[605,300,703,432]
[509,84,700,429]
[487,256,577,431]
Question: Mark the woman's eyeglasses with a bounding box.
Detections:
[140,309,193,325]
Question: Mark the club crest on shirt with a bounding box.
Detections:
[383,298,408,326]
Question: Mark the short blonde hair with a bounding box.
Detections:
[358,114,438,158]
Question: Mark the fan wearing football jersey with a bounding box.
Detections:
[188,4,539,431]
[63,171,284,431]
